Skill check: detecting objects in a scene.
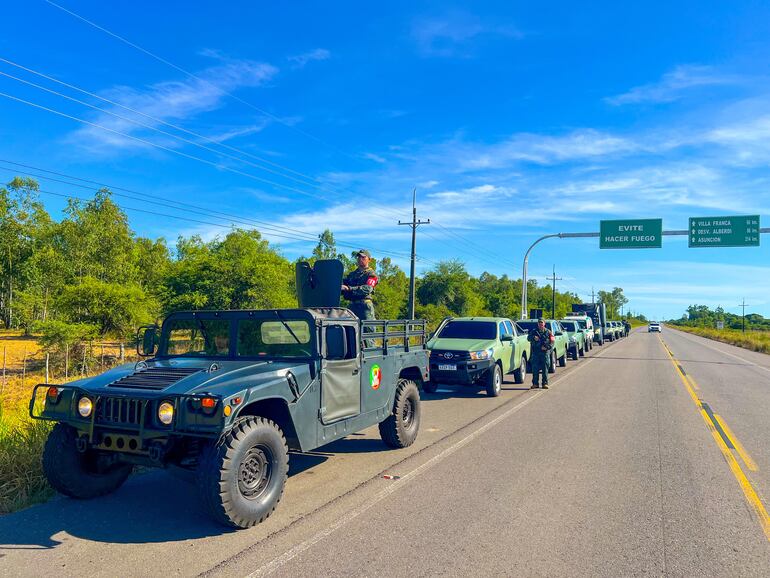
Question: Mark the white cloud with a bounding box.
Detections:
[68,59,278,154]
[606,64,740,106]
[411,12,521,58]
[362,152,387,164]
[287,48,331,68]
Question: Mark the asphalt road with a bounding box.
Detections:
[2,327,770,577]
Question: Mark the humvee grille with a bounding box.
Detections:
[96,397,145,426]
[108,367,201,391]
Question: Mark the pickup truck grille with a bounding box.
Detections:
[429,350,471,361]
[96,397,146,426]
[108,367,201,391]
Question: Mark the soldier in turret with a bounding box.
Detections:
[341,249,378,320]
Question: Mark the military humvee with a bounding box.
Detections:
[30,261,429,528]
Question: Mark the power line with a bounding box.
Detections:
[0,73,415,229]
[0,58,357,195]
[45,0,361,163]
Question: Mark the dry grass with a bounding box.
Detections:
[674,326,770,354]
[0,331,135,514]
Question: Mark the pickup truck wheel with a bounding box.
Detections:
[579,344,585,357]
[513,356,526,384]
[379,379,421,448]
[42,423,133,499]
[485,363,503,396]
[422,380,438,394]
[548,350,557,373]
[197,416,289,528]
[558,351,567,367]
[570,345,579,360]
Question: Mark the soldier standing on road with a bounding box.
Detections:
[624,320,631,337]
[527,318,554,389]
[341,249,378,320]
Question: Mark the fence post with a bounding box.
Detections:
[45,353,50,384]
[120,343,125,363]
[65,344,69,380]
[1,346,6,397]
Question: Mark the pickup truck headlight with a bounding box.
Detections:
[470,348,494,360]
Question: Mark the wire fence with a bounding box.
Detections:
[0,336,141,409]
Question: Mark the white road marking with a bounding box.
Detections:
[244,345,612,577]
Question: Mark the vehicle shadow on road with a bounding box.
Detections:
[0,470,236,550]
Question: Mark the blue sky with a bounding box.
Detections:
[2,1,770,320]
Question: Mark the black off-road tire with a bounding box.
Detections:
[558,351,567,367]
[579,343,585,357]
[485,363,503,397]
[513,355,526,384]
[379,379,421,448]
[571,345,579,360]
[42,423,133,499]
[197,416,289,529]
[548,350,557,374]
[422,380,438,394]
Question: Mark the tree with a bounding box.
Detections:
[598,287,628,318]
[161,230,295,312]
[416,260,487,317]
[374,257,409,319]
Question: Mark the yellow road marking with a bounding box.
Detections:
[686,375,700,391]
[659,336,770,542]
[714,414,759,472]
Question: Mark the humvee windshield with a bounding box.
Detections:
[159,316,314,358]
[164,319,231,357]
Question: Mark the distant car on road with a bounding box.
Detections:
[648,322,661,332]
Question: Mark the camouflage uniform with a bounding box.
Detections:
[342,267,378,320]
[527,323,553,388]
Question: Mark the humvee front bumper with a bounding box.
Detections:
[30,384,229,460]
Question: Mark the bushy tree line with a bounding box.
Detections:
[669,305,770,331]
[1,177,623,342]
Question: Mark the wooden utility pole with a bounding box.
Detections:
[546,265,562,319]
[740,298,747,333]
[398,188,430,320]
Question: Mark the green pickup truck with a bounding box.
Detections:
[425,317,530,397]
[516,319,569,373]
[559,319,587,359]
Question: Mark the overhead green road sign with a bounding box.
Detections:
[689,215,761,247]
[600,219,662,249]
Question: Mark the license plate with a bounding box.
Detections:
[438,364,457,371]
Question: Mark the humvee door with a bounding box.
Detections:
[319,322,361,423]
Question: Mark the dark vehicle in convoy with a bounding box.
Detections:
[572,303,607,345]
[516,319,569,373]
[425,317,530,397]
[30,262,429,529]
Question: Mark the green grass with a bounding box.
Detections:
[674,325,770,354]
[0,401,54,513]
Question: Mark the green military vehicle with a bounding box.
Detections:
[516,319,569,373]
[558,319,587,359]
[29,261,429,529]
[603,321,617,342]
[425,317,530,397]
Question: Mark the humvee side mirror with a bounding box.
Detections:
[137,325,158,357]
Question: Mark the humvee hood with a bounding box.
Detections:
[68,358,307,396]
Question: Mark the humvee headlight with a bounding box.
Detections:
[158,401,174,425]
[77,396,93,417]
